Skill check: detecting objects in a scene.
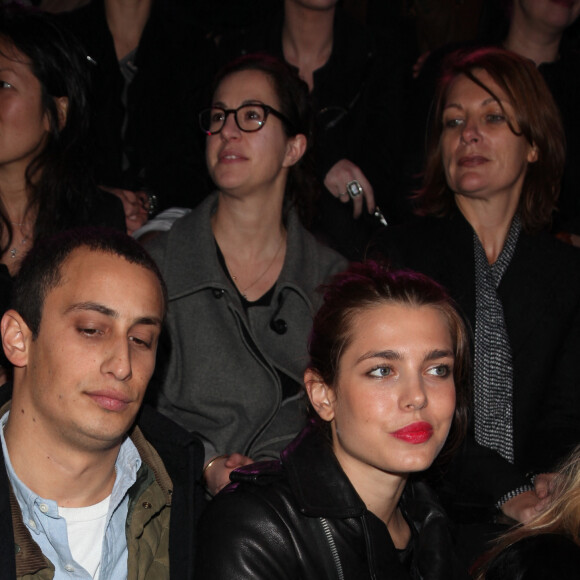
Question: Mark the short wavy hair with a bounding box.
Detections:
[416,47,565,233]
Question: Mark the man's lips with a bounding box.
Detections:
[458,155,488,167]
[390,421,434,444]
[87,390,132,412]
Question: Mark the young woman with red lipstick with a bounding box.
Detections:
[195,262,471,579]
[145,54,346,497]
[373,47,580,538]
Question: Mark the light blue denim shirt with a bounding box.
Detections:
[1,410,141,579]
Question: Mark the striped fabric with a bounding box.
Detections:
[473,214,521,463]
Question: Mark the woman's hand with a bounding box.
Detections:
[101,187,149,235]
[533,472,557,501]
[203,453,254,497]
[324,159,375,219]
[500,478,555,523]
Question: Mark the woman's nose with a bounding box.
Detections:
[220,112,241,140]
[400,376,428,411]
[460,117,480,144]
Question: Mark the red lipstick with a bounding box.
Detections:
[390,421,433,444]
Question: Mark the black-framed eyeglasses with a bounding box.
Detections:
[199,103,294,135]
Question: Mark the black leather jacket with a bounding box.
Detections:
[195,423,468,579]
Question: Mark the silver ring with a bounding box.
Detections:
[346,180,363,199]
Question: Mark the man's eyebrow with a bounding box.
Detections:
[65,302,118,318]
[64,302,163,327]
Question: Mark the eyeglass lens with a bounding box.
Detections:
[202,105,267,134]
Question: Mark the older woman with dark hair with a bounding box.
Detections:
[195,261,471,579]
[373,47,580,527]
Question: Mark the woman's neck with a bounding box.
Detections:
[0,171,32,223]
[336,450,410,548]
[282,0,335,91]
[105,0,152,60]
[211,194,287,301]
[212,193,285,249]
[505,8,562,65]
[455,195,518,264]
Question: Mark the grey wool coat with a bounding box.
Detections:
[146,193,347,462]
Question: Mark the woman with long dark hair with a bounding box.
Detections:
[0,8,123,277]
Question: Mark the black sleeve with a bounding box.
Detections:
[195,487,301,580]
[485,535,580,580]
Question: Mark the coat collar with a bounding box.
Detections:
[280,421,367,518]
[157,192,329,306]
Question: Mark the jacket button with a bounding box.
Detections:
[212,288,225,299]
[142,501,152,509]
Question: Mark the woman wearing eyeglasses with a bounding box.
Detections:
[145,54,347,497]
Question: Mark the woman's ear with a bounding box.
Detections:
[1,310,31,368]
[54,96,69,130]
[527,142,538,163]
[283,133,307,168]
[304,368,336,422]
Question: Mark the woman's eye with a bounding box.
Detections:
[0,81,12,89]
[485,113,506,124]
[426,364,451,378]
[368,366,392,378]
[244,108,263,121]
[443,118,462,129]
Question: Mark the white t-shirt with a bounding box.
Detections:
[59,495,111,579]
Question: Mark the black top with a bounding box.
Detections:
[372,211,580,518]
[196,422,468,579]
[484,534,580,580]
[219,7,410,259]
[58,0,217,212]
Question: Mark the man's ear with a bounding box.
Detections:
[1,310,31,368]
[304,368,336,422]
[283,133,307,168]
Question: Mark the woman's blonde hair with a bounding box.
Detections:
[476,445,580,578]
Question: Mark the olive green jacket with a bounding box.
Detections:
[4,407,173,580]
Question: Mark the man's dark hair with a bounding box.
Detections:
[13,227,168,337]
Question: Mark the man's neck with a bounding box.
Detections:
[3,407,120,507]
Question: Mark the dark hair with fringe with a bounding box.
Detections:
[416,47,565,233]
[13,227,167,338]
[0,8,102,255]
[307,260,471,463]
[207,53,318,225]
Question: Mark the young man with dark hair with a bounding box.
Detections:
[0,228,202,579]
